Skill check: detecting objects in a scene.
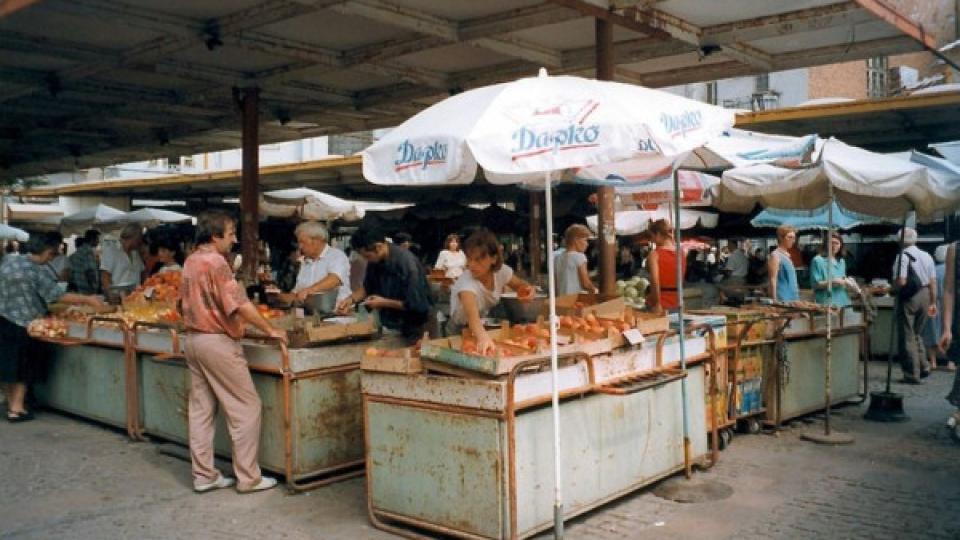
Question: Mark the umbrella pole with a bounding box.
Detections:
[673,168,693,477]
[864,217,909,422]
[544,172,564,539]
[802,194,853,444]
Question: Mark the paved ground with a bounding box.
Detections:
[1,361,958,540]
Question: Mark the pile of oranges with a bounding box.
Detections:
[125,271,182,304]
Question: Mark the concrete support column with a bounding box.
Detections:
[240,88,260,282]
[595,17,617,295]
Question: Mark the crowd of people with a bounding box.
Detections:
[4,211,960,495]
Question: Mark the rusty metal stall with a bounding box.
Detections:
[34,318,139,438]
[362,327,722,540]
[745,306,868,427]
[133,325,409,491]
[34,318,406,491]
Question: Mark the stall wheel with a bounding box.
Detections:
[719,428,734,450]
[737,417,762,435]
[949,413,960,444]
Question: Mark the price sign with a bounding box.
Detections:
[622,328,644,346]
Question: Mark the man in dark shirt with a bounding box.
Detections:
[337,226,432,340]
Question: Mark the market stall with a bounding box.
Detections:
[361,306,721,540]
[30,271,400,490]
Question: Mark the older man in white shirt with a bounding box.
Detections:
[100,224,145,292]
[893,227,937,384]
[278,222,351,305]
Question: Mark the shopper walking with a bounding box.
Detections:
[893,227,936,384]
[180,211,287,493]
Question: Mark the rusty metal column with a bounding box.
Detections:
[240,87,260,282]
[529,191,542,285]
[596,17,616,295]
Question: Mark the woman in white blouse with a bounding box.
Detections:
[434,233,467,279]
[448,229,534,355]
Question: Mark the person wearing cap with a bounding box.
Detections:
[893,227,937,384]
[555,223,597,296]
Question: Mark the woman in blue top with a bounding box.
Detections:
[810,232,851,307]
[768,225,799,302]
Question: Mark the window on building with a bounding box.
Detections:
[706,82,717,105]
[755,74,769,93]
[867,56,888,98]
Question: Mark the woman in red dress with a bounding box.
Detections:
[646,219,686,313]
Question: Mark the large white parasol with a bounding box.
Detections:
[715,137,960,440]
[0,223,29,242]
[363,69,735,536]
[59,204,127,235]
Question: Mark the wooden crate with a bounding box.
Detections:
[361,350,422,374]
[288,317,377,348]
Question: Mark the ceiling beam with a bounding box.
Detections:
[546,0,676,40]
[330,0,457,40]
[852,0,936,50]
[623,5,701,45]
[722,42,774,71]
[701,2,870,46]
[0,0,326,104]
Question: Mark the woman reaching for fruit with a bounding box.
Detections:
[447,228,535,356]
[0,232,105,422]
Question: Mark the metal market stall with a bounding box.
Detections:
[33,302,406,491]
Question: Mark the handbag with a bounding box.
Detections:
[895,251,923,302]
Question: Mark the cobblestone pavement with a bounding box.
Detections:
[1,361,958,539]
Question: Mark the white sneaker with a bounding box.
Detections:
[194,475,236,493]
[238,476,278,493]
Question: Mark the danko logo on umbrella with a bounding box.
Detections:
[393,140,449,172]
[508,98,601,161]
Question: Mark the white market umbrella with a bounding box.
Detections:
[715,137,958,221]
[587,208,717,235]
[261,187,368,221]
[107,207,195,228]
[715,136,960,441]
[0,223,29,242]
[59,203,127,235]
[363,69,735,535]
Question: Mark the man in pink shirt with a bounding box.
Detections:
[180,211,286,493]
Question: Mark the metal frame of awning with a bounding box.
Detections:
[0,0,949,179]
[735,89,960,152]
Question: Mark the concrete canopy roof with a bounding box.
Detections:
[0,0,941,179]
[736,89,960,153]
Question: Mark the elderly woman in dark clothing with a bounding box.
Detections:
[0,232,105,422]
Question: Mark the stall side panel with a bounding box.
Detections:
[35,344,129,429]
[291,369,364,476]
[366,401,504,539]
[513,366,708,537]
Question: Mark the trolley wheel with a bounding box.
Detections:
[949,413,960,444]
[719,428,733,450]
